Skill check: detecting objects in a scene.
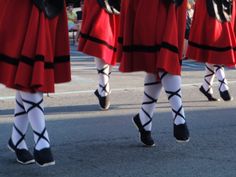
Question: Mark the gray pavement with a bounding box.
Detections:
[0,45,236,177]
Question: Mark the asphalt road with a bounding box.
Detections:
[0,46,236,177]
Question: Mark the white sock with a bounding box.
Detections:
[11,91,29,150]
[95,58,112,97]
[20,91,50,151]
[139,73,162,131]
[159,72,186,125]
[214,65,229,92]
[202,63,215,94]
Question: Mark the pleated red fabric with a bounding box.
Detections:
[78,0,119,66]
[0,0,71,93]
[117,0,187,75]
[187,0,236,66]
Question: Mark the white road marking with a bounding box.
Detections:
[1,81,236,100]
[71,66,119,71]
[70,56,93,59]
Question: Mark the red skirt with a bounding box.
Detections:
[78,0,119,66]
[117,0,187,75]
[187,0,236,66]
[0,0,71,93]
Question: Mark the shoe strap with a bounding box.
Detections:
[203,64,215,92]
[165,88,181,100]
[163,85,185,122]
[172,106,185,123]
[142,92,157,105]
[141,108,153,129]
[214,65,228,91]
[140,81,160,129]
[33,128,50,146]
[97,66,111,95]
[97,66,111,78]
[99,83,110,95]
[15,99,27,117]
[218,78,227,92]
[22,98,44,114]
[13,124,26,149]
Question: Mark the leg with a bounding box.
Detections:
[94,57,112,110]
[8,91,35,164]
[20,91,55,167]
[214,65,233,101]
[199,63,219,101]
[159,72,190,142]
[133,73,162,146]
[182,39,188,59]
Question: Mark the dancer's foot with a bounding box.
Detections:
[199,86,220,101]
[133,114,155,147]
[34,147,55,167]
[219,90,233,101]
[173,123,190,143]
[8,138,35,165]
[94,89,110,110]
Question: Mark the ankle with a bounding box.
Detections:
[174,117,186,125]
[35,141,50,151]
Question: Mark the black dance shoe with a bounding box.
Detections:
[199,86,220,101]
[34,147,55,167]
[8,138,35,165]
[94,89,110,110]
[132,114,155,147]
[219,90,233,101]
[174,123,190,143]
